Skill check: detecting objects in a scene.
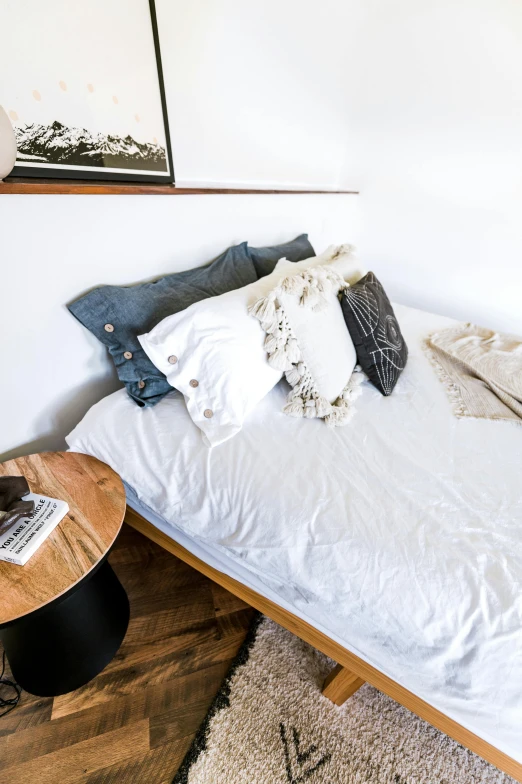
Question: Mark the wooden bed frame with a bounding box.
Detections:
[125,507,522,781]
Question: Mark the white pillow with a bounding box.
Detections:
[138,245,360,446]
[138,255,322,447]
[250,262,362,426]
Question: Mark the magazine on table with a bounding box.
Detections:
[0,494,69,566]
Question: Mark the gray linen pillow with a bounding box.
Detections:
[68,243,258,407]
[249,234,315,278]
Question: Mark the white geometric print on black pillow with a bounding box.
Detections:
[341,272,408,395]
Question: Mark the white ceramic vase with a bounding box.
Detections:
[0,106,17,181]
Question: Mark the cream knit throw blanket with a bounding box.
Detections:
[423,323,522,424]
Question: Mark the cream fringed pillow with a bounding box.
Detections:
[250,263,363,426]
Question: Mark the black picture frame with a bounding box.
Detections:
[10,0,174,184]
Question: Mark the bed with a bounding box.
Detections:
[66,303,522,780]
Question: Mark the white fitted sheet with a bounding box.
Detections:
[66,304,522,763]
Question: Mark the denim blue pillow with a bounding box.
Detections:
[249,234,315,278]
[68,243,258,407]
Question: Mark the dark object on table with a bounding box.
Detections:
[0,477,34,536]
[341,271,408,396]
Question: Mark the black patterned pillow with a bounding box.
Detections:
[340,272,408,395]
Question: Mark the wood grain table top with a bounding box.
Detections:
[0,452,126,626]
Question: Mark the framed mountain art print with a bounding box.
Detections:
[1,0,174,183]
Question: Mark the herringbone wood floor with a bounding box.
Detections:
[0,524,255,783]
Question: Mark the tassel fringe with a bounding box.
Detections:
[264,333,278,354]
[250,264,363,426]
[268,347,293,372]
[285,338,301,364]
[422,338,471,418]
[283,398,305,417]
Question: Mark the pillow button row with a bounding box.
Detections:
[189,378,210,418]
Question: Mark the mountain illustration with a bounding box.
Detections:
[15,120,168,171]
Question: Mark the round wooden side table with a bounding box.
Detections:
[0,451,129,697]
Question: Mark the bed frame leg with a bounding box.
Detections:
[322,664,365,706]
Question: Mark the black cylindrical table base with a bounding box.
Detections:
[0,560,129,697]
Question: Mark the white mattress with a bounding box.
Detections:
[66,304,522,764]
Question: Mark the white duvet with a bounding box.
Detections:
[66,304,522,764]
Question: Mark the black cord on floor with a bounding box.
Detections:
[0,650,21,716]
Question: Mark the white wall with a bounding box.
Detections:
[156,0,355,190]
[338,0,522,334]
[159,0,521,334]
[0,194,358,461]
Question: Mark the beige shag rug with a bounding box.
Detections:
[173,615,515,784]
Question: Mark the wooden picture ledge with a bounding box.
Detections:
[0,178,358,196]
